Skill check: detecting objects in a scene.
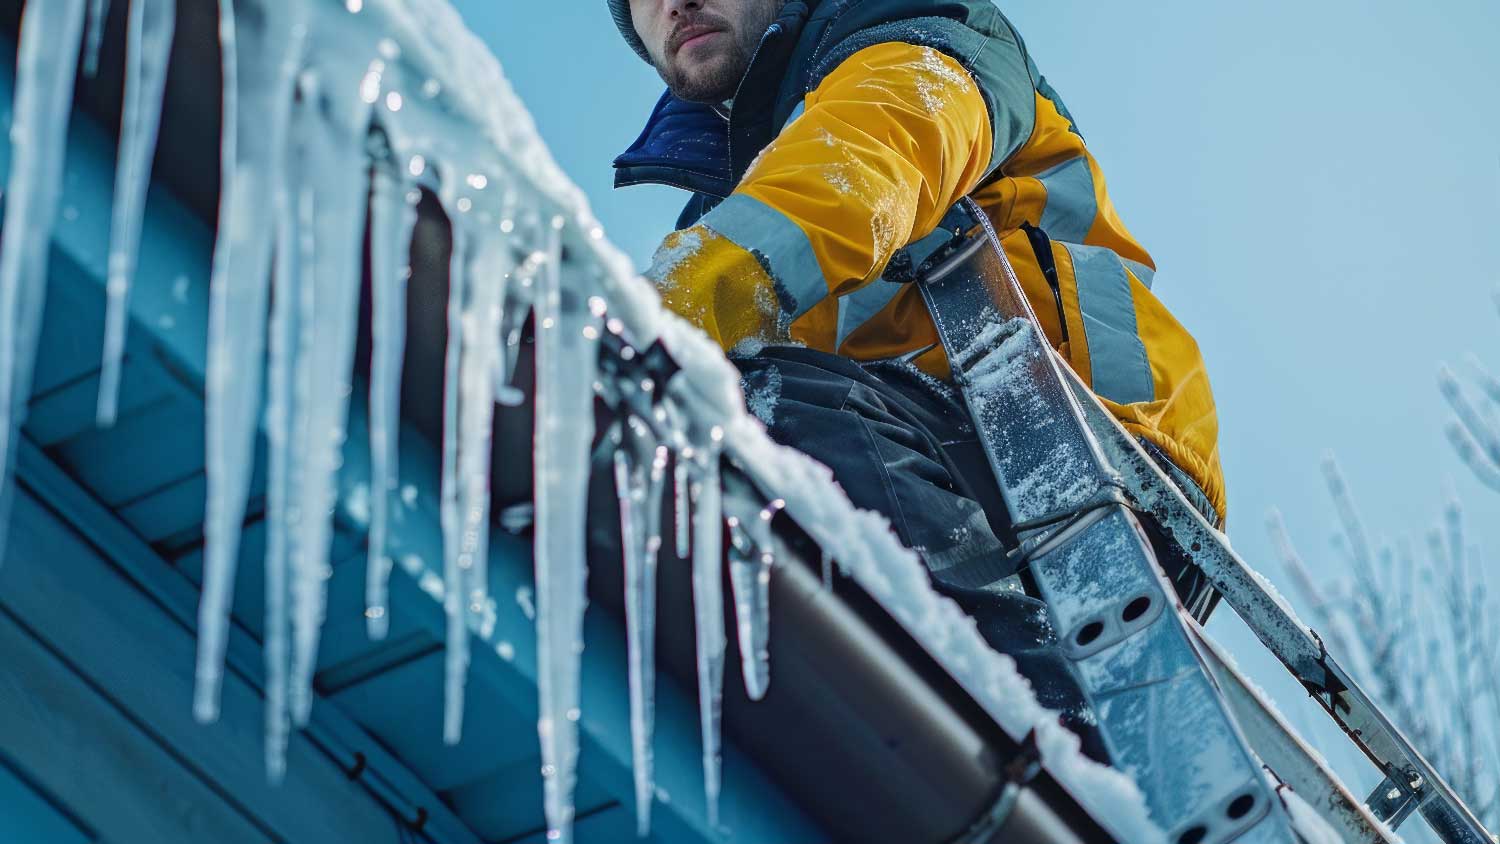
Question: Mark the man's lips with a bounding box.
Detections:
[674,28,724,56]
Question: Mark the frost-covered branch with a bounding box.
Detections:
[1438,293,1500,491]
[1271,456,1500,831]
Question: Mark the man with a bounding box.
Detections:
[608,0,1224,747]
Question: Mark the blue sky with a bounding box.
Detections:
[454,0,1500,815]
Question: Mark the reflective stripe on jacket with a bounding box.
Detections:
[617,1,1226,523]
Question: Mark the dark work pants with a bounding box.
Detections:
[733,347,1108,761]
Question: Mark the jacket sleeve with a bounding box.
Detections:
[646,42,995,352]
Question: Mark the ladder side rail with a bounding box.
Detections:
[917,222,1121,532]
[1053,346,1493,844]
[1186,618,1401,843]
[917,203,1307,844]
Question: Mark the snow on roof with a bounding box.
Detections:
[0,1,1163,841]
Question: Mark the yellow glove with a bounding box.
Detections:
[646,224,788,354]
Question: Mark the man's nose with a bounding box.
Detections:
[664,0,703,18]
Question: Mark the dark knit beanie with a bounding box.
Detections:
[607,0,654,63]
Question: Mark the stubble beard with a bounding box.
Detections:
[658,34,753,103]
[655,2,783,104]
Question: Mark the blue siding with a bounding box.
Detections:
[0,762,92,844]
[0,487,399,843]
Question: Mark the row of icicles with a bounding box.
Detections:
[0,1,803,842]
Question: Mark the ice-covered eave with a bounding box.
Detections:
[0,1,1165,842]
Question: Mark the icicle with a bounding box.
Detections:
[438,209,512,744]
[674,449,692,559]
[728,498,779,702]
[657,397,692,561]
[532,218,600,844]
[460,228,510,691]
[492,204,532,407]
[261,175,302,781]
[97,0,176,426]
[614,445,648,828]
[438,205,465,734]
[493,310,530,406]
[195,0,304,723]
[641,442,668,826]
[0,0,88,569]
[689,435,726,828]
[437,177,471,743]
[365,156,418,640]
[617,419,665,836]
[283,137,319,727]
[83,0,110,77]
[284,61,376,728]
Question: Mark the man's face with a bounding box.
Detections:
[629,0,783,103]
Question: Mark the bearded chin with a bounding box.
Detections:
[662,50,746,104]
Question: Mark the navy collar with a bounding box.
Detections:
[613,2,814,199]
[613,92,736,197]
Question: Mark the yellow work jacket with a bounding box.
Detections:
[629,32,1226,523]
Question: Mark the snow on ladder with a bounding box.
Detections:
[1060,350,1495,844]
[916,198,1493,844]
[919,200,1298,844]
